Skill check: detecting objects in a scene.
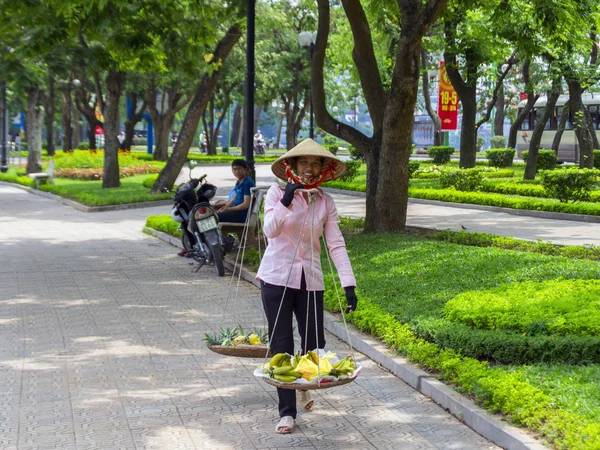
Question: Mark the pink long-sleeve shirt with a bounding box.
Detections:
[256,185,356,291]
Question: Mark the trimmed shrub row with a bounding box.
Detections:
[486,148,515,168]
[409,317,600,365]
[522,149,557,170]
[408,186,600,216]
[540,168,600,203]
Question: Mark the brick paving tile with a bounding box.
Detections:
[0,184,500,450]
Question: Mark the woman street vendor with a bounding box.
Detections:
[256,139,359,434]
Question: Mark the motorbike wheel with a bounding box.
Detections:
[209,243,225,277]
[181,232,194,253]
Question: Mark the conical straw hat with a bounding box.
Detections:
[271,138,346,182]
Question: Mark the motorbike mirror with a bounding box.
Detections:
[188,160,198,170]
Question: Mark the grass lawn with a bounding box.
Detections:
[0,166,170,206]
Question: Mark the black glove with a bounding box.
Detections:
[345,286,358,313]
[281,183,304,207]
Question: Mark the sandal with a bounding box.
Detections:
[276,416,295,434]
[298,390,314,412]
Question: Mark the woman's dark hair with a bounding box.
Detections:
[231,159,249,169]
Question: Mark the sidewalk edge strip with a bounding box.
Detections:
[145,225,549,450]
[0,181,172,212]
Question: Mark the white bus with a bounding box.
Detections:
[517,94,600,163]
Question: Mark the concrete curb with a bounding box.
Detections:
[145,226,548,450]
[0,181,172,212]
[321,186,600,224]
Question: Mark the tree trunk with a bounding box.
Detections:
[45,74,55,156]
[524,77,560,179]
[60,90,70,152]
[73,83,100,149]
[231,103,242,148]
[102,71,125,188]
[444,35,479,167]
[72,108,81,149]
[567,78,595,168]
[421,48,442,146]
[551,99,569,152]
[313,0,446,232]
[583,106,600,150]
[494,78,505,136]
[275,113,284,148]
[508,60,538,149]
[374,36,420,231]
[151,24,243,193]
[26,87,44,174]
[87,122,97,150]
[145,88,188,161]
[123,93,146,151]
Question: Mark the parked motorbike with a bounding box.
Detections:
[170,161,228,276]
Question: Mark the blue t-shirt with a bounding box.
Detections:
[232,176,255,207]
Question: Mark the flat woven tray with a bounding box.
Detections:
[262,375,357,390]
[208,344,271,358]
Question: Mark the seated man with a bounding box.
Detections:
[215,159,255,223]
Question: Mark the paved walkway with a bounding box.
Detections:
[0,184,499,450]
[192,163,600,247]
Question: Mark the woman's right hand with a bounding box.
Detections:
[281,182,304,207]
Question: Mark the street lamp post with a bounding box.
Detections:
[245,0,256,181]
[298,31,317,139]
[1,80,7,172]
[67,79,81,152]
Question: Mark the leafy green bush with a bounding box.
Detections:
[522,149,557,171]
[145,214,182,237]
[78,141,90,150]
[427,146,454,164]
[327,144,338,155]
[348,144,364,161]
[439,168,483,191]
[444,280,600,337]
[490,135,507,149]
[594,149,600,169]
[340,160,361,182]
[477,135,486,152]
[322,134,337,146]
[540,168,600,203]
[408,161,420,178]
[485,148,515,168]
[480,180,600,202]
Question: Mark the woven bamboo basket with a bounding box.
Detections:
[262,374,358,390]
[207,344,271,358]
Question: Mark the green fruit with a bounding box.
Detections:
[273,365,294,375]
[274,374,298,383]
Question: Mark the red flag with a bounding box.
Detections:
[437,62,458,131]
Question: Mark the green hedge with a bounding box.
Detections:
[486,148,515,168]
[145,214,182,237]
[522,149,557,170]
[408,187,600,216]
[595,150,600,169]
[428,146,454,164]
[540,168,600,203]
[321,288,600,449]
[439,168,483,191]
[444,280,600,337]
[410,317,600,364]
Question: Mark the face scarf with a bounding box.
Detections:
[281,159,337,189]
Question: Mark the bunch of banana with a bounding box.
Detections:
[262,353,302,383]
[328,356,355,378]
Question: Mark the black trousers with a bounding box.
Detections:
[260,274,325,419]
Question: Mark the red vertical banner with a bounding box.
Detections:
[437,62,458,131]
